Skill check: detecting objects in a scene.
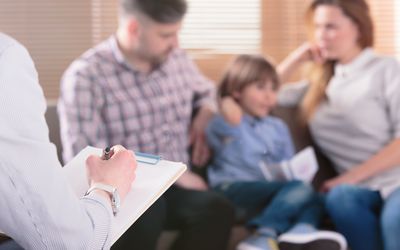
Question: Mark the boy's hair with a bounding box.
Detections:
[119,0,187,23]
[218,54,280,98]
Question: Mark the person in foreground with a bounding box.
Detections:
[278,0,400,250]
[0,32,136,249]
[206,54,346,250]
[58,0,234,249]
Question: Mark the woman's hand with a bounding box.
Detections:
[320,172,358,193]
[278,42,326,83]
[291,42,325,65]
[220,97,242,125]
[321,138,400,193]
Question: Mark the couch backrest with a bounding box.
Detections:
[45,102,63,165]
[45,102,337,187]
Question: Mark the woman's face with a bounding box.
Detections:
[313,5,362,63]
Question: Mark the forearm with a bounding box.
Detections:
[80,193,114,249]
[277,43,320,84]
[345,138,400,183]
[197,106,215,122]
[276,56,301,84]
[277,54,304,84]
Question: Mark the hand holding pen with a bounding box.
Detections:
[86,145,136,202]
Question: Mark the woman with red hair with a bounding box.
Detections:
[278,0,400,249]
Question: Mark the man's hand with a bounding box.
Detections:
[86,145,137,202]
[190,107,214,167]
[175,171,209,191]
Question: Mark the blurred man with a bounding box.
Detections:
[58,0,234,249]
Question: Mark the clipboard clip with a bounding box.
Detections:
[135,152,162,165]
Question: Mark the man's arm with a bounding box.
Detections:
[183,53,217,167]
[189,107,214,166]
[0,37,114,249]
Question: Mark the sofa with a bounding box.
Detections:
[0,103,337,249]
[154,105,339,250]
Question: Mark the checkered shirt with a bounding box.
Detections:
[58,36,216,164]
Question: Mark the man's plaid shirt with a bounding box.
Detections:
[58,36,216,164]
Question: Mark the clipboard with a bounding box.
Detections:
[62,146,186,245]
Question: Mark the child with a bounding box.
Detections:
[206,55,346,250]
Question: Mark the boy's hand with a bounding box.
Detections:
[220,97,242,125]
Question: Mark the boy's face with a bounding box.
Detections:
[233,80,277,118]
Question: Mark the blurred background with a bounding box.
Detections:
[0,0,397,101]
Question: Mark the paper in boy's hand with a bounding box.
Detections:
[285,146,318,183]
[259,146,318,183]
[259,161,287,181]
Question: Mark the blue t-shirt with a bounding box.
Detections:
[206,114,295,187]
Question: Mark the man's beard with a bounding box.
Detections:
[148,49,172,67]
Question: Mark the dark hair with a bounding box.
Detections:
[219,54,280,98]
[119,0,187,23]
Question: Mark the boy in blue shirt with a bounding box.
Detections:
[206,55,346,250]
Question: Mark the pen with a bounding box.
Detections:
[101,147,114,160]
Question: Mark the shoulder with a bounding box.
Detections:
[0,33,23,52]
[0,33,18,54]
[0,33,31,63]
[207,113,242,130]
[209,114,227,127]
[366,53,400,90]
[378,56,400,73]
[63,38,116,79]
[366,51,400,74]
[264,116,289,131]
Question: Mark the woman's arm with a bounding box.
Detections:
[322,138,400,192]
[322,57,400,192]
